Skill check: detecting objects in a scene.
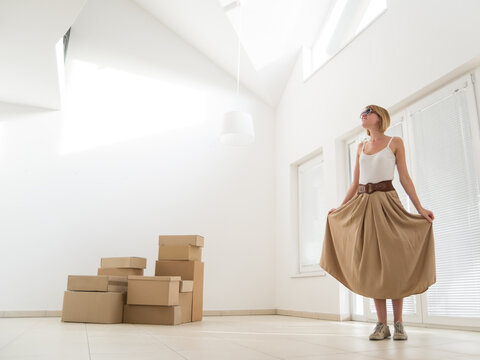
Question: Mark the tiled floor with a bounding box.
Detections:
[0,315,479,360]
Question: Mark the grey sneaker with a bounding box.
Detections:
[393,321,408,340]
[369,321,391,340]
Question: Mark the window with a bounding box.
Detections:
[303,0,388,81]
[349,73,480,329]
[297,154,327,274]
[409,75,480,326]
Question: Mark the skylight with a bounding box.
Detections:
[220,0,317,72]
[303,0,388,80]
[356,0,388,33]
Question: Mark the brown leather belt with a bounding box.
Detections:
[357,180,394,194]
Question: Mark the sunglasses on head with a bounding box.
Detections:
[360,108,375,118]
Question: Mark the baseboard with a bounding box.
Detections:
[203,309,276,316]
[276,309,350,321]
[194,309,346,321]
[0,309,343,321]
[0,310,62,318]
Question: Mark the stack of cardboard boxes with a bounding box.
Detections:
[61,275,127,324]
[124,234,204,325]
[61,257,147,324]
[123,275,186,325]
[155,235,204,323]
[61,235,204,325]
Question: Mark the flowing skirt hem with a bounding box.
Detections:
[321,263,436,299]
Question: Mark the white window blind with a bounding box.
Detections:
[408,81,480,319]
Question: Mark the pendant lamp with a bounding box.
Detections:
[220,0,255,146]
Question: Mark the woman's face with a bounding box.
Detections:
[360,108,380,130]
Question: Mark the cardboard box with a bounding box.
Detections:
[127,276,181,306]
[97,267,144,276]
[179,292,193,323]
[158,245,202,261]
[158,235,204,248]
[180,280,194,293]
[67,275,127,292]
[61,291,125,324]
[100,257,146,269]
[155,260,204,321]
[123,304,182,325]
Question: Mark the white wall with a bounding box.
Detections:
[0,0,275,312]
[275,0,480,318]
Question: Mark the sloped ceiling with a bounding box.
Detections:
[133,0,334,107]
[0,0,87,110]
[0,0,339,110]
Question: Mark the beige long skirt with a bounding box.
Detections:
[319,188,436,299]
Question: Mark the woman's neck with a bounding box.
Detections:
[369,132,387,142]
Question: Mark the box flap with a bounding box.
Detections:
[158,235,204,248]
[127,275,181,282]
[100,257,147,269]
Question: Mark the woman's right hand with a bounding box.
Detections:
[328,208,337,215]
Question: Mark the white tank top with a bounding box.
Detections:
[359,136,396,184]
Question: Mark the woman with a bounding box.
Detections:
[319,105,436,341]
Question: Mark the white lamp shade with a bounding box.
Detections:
[220,111,255,146]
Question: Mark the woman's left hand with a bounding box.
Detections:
[419,207,434,223]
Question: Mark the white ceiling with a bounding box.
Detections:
[0,0,335,110]
[133,0,334,107]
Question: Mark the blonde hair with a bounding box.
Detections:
[364,104,390,136]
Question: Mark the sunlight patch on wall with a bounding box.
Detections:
[59,60,208,155]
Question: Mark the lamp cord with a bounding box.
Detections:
[236,0,242,97]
